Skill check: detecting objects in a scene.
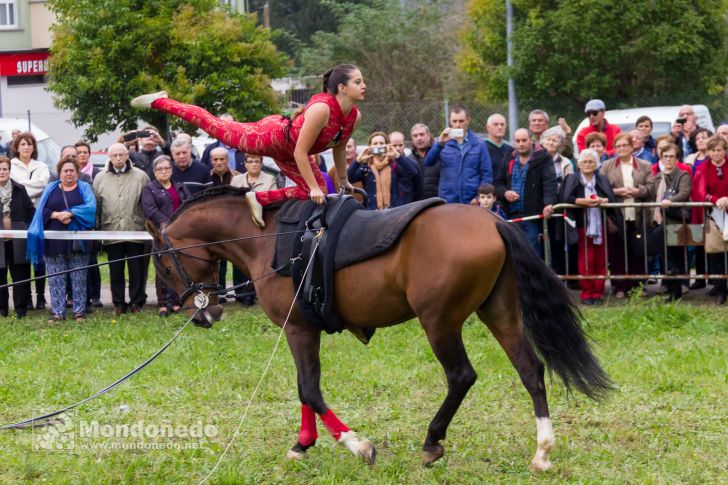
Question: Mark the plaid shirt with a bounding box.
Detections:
[510,159,529,214]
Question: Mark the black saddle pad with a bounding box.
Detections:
[272,197,445,275]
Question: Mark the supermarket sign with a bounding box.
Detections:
[0,51,49,77]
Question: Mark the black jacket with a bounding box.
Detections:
[559,171,621,245]
[495,148,558,217]
[485,139,514,183]
[0,179,35,266]
[410,146,440,199]
[141,180,191,228]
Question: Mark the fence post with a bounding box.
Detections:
[27,110,31,131]
[443,99,449,127]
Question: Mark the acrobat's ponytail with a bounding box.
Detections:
[323,64,359,94]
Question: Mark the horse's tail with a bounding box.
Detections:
[495,219,612,400]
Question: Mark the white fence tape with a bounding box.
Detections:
[0,230,153,240]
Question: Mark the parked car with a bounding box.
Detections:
[0,118,62,176]
[573,105,715,148]
[91,150,109,169]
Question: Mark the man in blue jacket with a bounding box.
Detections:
[424,105,492,204]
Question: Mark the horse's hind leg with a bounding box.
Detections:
[421,326,477,466]
[284,325,376,464]
[477,269,555,472]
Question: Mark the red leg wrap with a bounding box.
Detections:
[298,404,318,446]
[319,409,350,441]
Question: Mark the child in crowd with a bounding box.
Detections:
[477,183,507,219]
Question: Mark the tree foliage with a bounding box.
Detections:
[47,0,289,140]
[297,0,467,103]
[247,0,373,61]
[461,0,728,104]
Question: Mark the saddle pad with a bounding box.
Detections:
[333,197,445,269]
[272,197,445,275]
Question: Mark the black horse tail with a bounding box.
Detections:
[495,219,613,400]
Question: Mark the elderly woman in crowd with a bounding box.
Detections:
[585,132,609,166]
[684,128,713,174]
[231,154,277,192]
[600,132,655,299]
[649,143,692,301]
[10,131,50,310]
[348,131,403,210]
[141,155,191,316]
[561,149,619,305]
[692,135,728,304]
[540,126,574,190]
[27,156,96,323]
[0,156,35,318]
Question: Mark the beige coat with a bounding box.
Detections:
[230,171,277,192]
[600,156,655,225]
[93,161,150,243]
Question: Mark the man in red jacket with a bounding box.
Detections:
[576,99,622,156]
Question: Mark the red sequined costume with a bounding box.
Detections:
[150,94,358,206]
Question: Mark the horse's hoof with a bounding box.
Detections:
[358,438,376,465]
[286,449,305,460]
[529,458,552,472]
[422,443,445,466]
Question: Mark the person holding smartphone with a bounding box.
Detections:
[347,132,401,210]
[423,105,493,204]
[673,105,702,161]
[131,64,364,229]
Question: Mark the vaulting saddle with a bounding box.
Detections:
[272,195,445,344]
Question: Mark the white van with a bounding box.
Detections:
[572,105,715,147]
[0,118,62,176]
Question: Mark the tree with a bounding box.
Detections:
[47,0,289,140]
[247,0,374,62]
[460,0,728,105]
[297,0,467,103]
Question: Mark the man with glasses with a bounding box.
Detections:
[673,104,701,161]
[576,99,622,156]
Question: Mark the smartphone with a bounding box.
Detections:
[136,130,152,138]
[371,146,385,156]
[122,132,138,142]
[675,118,687,125]
[449,128,464,138]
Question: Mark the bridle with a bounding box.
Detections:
[160,231,222,307]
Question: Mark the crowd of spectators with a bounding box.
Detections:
[1,101,728,321]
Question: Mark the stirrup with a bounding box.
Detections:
[245,191,265,229]
[130,90,168,108]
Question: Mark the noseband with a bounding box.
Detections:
[159,232,221,307]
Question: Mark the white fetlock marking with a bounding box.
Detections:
[531,417,555,471]
[286,449,304,460]
[338,430,364,456]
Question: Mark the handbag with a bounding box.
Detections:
[705,217,728,254]
[662,173,691,222]
[60,187,84,253]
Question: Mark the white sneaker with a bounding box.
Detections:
[130,90,168,108]
[245,191,265,229]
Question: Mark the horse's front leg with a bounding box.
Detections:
[284,324,376,465]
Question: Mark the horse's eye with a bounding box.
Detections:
[165,267,171,275]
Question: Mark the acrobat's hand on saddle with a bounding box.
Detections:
[338,178,355,195]
[309,186,326,205]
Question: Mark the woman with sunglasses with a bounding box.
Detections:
[691,135,728,304]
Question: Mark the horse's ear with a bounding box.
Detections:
[145,219,163,245]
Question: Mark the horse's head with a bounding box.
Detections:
[145,220,224,328]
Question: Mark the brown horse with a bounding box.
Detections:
[146,186,611,471]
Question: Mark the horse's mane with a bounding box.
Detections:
[169,185,250,224]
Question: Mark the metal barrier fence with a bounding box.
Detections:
[542,202,728,281]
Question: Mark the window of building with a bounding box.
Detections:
[0,1,17,29]
[7,74,46,86]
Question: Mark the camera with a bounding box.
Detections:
[371,146,385,156]
[449,128,464,138]
[122,130,152,142]
[675,118,687,125]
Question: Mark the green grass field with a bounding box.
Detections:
[0,298,726,484]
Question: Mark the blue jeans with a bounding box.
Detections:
[516,220,543,258]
